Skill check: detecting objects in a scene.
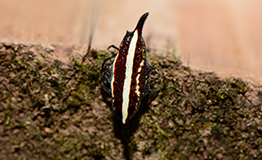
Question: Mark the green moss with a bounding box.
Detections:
[34,59,44,69]
[0,43,261,160]
[74,58,90,71]
[14,58,29,69]
[46,66,57,74]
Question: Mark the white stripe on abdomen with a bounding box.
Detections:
[122,30,138,124]
[135,61,144,96]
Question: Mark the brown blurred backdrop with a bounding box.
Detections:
[0,0,261,84]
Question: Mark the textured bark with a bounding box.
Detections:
[0,43,261,159]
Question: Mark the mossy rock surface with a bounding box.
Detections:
[0,42,261,160]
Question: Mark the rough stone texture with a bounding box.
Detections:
[0,42,262,159]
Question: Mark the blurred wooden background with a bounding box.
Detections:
[0,0,261,84]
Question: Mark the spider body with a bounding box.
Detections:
[101,12,154,139]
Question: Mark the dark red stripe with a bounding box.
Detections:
[127,36,146,119]
[112,32,133,119]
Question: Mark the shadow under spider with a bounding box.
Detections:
[101,88,159,160]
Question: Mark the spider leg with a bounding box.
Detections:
[101,44,119,95]
[147,89,160,104]
[107,45,119,56]
[101,64,112,95]
[102,82,111,94]
[107,45,119,51]
[102,54,117,70]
